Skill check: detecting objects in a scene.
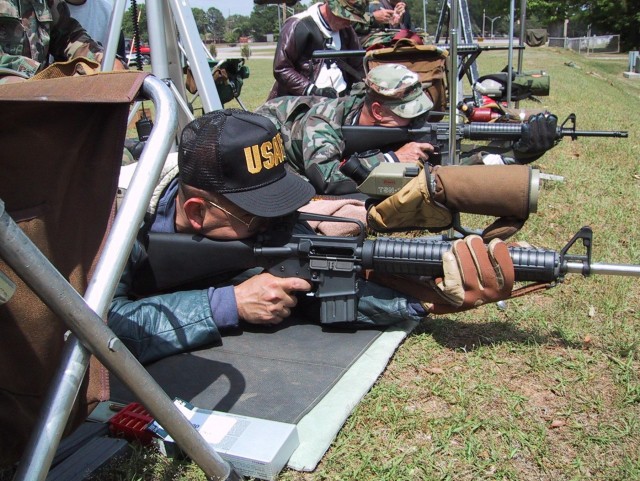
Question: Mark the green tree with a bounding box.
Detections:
[122,3,148,43]
[227,14,252,38]
[207,7,226,43]
[528,0,639,50]
[249,5,280,41]
[587,0,639,49]
[192,7,208,36]
[466,0,638,50]
[403,0,442,34]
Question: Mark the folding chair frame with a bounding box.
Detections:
[2,76,240,481]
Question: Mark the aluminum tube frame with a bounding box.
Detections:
[0,201,240,481]
[117,0,223,133]
[101,0,128,71]
[447,0,459,167]
[146,0,171,81]
[517,0,527,75]
[515,0,527,109]
[168,0,222,112]
[12,336,90,481]
[10,76,238,480]
[13,75,177,481]
[506,0,516,108]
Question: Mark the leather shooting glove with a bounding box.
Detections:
[427,235,515,313]
[366,166,453,233]
[513,112,558,164]
[366,235,515,315]
[311,86,338,98]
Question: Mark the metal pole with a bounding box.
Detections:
[506,0,515,108]
[101,0,128,71]
[277,3,282,32]
[0,201,240,481]
[169,0,223,112]
[146,0,170,80]
[448,0,459,166]
[423,0,427,33]
[482,9,485,38]
[517,0,526,74]
[489,16,500,39]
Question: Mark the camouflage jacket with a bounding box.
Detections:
[0,0,103,77]
[256,84,389,195]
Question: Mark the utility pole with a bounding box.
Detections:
[423,0,427,33]
[482,8,485,38]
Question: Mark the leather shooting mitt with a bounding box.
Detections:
[367,166,453,233]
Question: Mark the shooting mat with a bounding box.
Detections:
[110,316,418,471]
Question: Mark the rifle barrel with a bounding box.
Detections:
[565,262,640,277]
[560,129,629,138]
[311,49,365,59]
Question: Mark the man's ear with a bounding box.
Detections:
[182,197,207,231]
[370,101,386,122]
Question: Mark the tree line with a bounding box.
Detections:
[122,1,638,51]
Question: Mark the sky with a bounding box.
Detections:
[189,0,256,17]
[123,0,258,17]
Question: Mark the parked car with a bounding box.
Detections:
[126,53,151,67]
[125,42,151,67]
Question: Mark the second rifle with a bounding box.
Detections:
[341,113,628,165]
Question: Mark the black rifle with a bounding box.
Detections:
[136,214,640,324]
[310,45,522,61]
[341,114,628,164]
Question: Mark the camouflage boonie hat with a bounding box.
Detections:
[365,64,434,119]
[327,0,368,24]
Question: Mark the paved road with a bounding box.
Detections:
[214,43,276,60]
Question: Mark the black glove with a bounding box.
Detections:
[311,86,338,98]
[513,112,558,164]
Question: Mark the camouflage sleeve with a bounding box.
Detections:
[48,0,103,63]
[301,108,353,194]
[302,105,385,195]
[0,57,39,78]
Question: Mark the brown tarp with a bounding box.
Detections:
[0,71,148,465]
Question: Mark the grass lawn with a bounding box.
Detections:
[80,47,640,480]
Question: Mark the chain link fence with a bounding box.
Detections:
[548,35,620,55]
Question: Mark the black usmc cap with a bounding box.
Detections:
[178,109,315,217]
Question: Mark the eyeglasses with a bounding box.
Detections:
[204,199,266,232]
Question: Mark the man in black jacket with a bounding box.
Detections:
[268,0,368,100]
